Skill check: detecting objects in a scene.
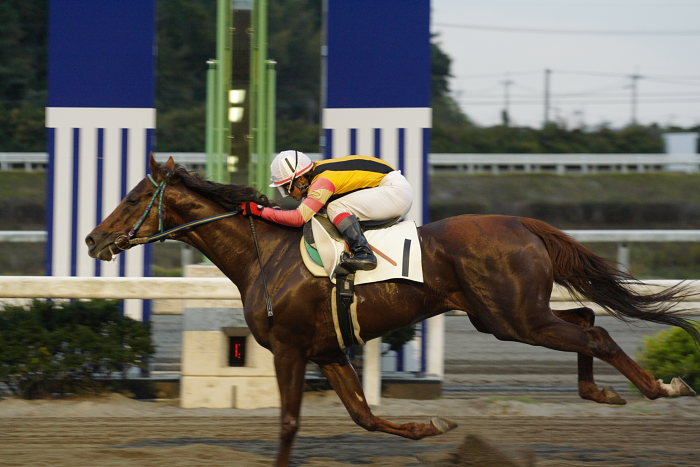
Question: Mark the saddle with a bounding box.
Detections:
[300,214,423,349]
[301,214,423,285]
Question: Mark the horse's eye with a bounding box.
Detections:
[125,194,141,205]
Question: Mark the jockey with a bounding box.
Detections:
[240,150,413,271]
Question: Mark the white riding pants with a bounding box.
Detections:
[326,171,413,222]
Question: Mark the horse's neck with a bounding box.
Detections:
[177,208,291,292]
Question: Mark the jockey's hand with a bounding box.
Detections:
[241,202,264,217]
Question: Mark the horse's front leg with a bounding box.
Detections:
[318,353,457,439]
[273,344,307,467]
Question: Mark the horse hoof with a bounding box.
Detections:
[602,386,627,405]
[431,417,458,434]
[671,377,696,397]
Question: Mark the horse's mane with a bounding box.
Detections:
[173,165,276,210]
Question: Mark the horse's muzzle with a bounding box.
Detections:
[85,231,129,261]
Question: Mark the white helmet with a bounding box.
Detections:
[269,150,314,190]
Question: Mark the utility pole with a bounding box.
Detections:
[501,76,513,126]
[543,68,551,127]
[629,73,641,125]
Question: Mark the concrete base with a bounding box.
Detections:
[180,327,280,409]
[306,371,443,400]
[382,374,442,400]
[178,265,279,409]
[181,375,280,409]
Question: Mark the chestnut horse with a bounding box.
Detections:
[86,156,698,466]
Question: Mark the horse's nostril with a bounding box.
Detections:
[85,236,95,247]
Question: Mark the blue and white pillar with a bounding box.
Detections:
[46,1,156,320]
[323,1,431,226]
[323,0,443,381]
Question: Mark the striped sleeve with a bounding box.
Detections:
[261,177,336,227]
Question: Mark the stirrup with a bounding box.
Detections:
[340,251,377,271]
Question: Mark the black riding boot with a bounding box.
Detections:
[337,215,377,271]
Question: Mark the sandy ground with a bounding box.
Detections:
[2,391,699,466]
[2,315,698,466]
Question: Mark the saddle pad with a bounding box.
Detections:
[302,217,423,285]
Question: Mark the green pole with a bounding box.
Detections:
[264,59,276,198]
[215,0,232,183]
[251,0,268,191]
[205,60,217,177]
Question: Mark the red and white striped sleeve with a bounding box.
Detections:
[261,177,336,227]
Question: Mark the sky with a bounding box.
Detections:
[431,0,700,129]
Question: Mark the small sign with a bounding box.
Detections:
[228,336,247,367]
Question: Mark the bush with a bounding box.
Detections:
[0,300,154,399]
[638,324,700,390]
[383,325,417,353]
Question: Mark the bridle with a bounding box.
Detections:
[112,174,239,252]
[109,172,275,323]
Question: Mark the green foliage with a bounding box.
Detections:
[1,0,694,155]
[383,325,416,353]
[155,0,215,151]
[155,106,206,152]
[0,300,154,399]
[638,324,700,390]
[0,1,48,151]
[432,122,667,154]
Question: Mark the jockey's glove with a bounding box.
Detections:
[240,202,264,217]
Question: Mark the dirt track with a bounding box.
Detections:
[2,390,699,466]
[2,315,698,466]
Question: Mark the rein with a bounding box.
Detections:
[114,174,240,249]
[113,173,275,323]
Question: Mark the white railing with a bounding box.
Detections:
[0,276,239,299]
[3,152,699,174]
[4,229,700,271]
[1,275,696,407]
[0,230,47,242]
[0,275,698,308]
[429,153,700,174]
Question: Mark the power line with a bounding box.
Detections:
[454,69,700,83]
[452,70,541,80]
[456,92,700,99]
[433,22,700,36]
[554,69,700,80]
[457,98,700,106]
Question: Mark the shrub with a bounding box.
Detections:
[0,299,154,399]
[383,325,417,353]
[638,324,700,390]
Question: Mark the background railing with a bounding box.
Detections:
[3,152,699,174]
[4,229,700,271]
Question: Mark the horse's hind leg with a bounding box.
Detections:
[318,353,457,439]
[529,314,692,401]
[553,307,625,404]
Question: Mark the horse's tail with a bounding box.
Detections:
[520,217,700,343]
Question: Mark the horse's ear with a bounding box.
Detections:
[164,156,177,180]
[165,156,176,172]
[149,152,159,175]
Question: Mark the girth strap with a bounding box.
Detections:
[334,270,360,348]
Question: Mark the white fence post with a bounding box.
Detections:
[363,337,382,406]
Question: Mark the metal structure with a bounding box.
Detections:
[206,0,275,195]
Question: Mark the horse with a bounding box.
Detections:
[86,155,699,467]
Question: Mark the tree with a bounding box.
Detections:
[0,1,48,151]
[0,1,689,155]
